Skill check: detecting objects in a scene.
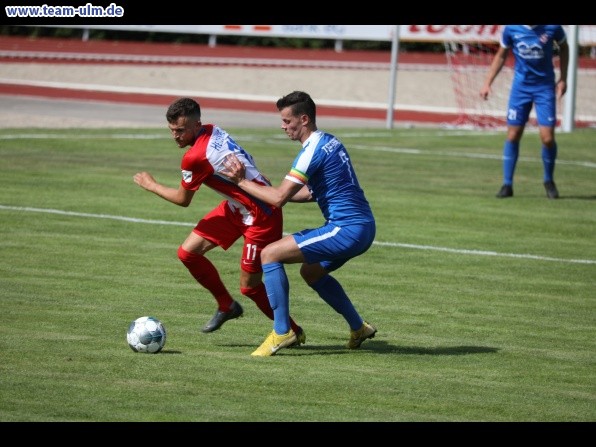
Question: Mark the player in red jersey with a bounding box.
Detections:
[133,97,305,343]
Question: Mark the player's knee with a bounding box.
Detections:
[260,245,274,264]
[177,246,194,265]
[300,264,326,286]
[240,283,264,299]
[240,286,253,298]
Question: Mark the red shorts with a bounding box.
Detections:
[193,200,283,274]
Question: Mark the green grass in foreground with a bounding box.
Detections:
[0,126,594,422]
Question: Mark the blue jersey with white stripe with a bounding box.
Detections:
[501,25,566,86]
[285,130,375,226]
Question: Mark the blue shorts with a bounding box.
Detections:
[292,221,376,272]
[506,82,557,127]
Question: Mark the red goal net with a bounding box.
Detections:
[443,26,596,130]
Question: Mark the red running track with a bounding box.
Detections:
[0,36,466,124]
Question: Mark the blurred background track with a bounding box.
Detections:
[0,35,462,128]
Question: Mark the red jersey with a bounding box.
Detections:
[180,124,276,226]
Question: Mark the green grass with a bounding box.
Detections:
[0,126,594,422]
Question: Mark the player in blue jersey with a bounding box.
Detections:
[221,91,377,356]
[480,25,569,199]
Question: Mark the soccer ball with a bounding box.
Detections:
[126,316,167,353]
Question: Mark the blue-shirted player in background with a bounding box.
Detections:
[222,90,377,356]
[480,25,569,199]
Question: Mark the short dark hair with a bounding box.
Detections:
[166,97,201,123]
[276,91,316,123]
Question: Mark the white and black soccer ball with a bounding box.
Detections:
[126,316,166,353]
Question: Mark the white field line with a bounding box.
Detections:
[1,204,594,265]
[1,132,593,169]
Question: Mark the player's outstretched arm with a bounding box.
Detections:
[133,171,195,207]
[220,154,302,208]
[288,184,313,203]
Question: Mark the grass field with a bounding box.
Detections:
[0,126,594,423]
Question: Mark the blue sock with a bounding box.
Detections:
[542,143,557,182]
[262,262,291,335]
[502,141,519,185]
[310,274,363,330]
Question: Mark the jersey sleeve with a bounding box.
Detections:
[500,25,512,49]
[554,25,567,45]
[180,130,215,191]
